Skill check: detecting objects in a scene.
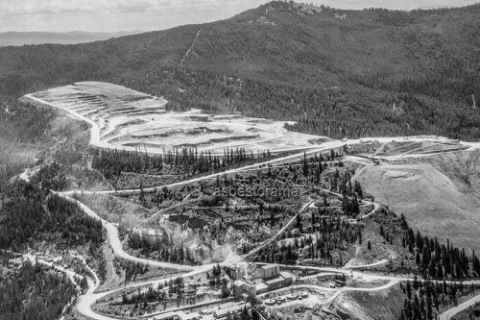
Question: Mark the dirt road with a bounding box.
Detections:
[439,292,480,320]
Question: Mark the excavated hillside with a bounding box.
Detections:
[354,150,480,254]
[331,286,404,320]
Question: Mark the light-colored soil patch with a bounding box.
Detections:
[25,82,328,156]
[354,150,480,254]
[331,285,404,320]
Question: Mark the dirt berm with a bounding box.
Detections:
[354,150,480,254]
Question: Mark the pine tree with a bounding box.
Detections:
[139,181,145,203]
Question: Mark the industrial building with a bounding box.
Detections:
[233,264,294,298]
[233,280,268,297]
[264,270,294,290]
[279,271,294,285]
[223,264,246,280]
[177,312,200,320]
[213,304,248,319]
[149,311,178,320]
[232,280,245,292]
[265,277,285,290]
[147,311,200,320]
[255,283,268,294]
[252,264,280,279]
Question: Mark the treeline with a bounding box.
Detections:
[0,181,104,251]
[0,259,76,320]
[328,168,364,217]
[31,161,67,191]
[118,276,199,314]
[45,194,104,247]
[51,143,86,166]
[240,78,480,140]
[301,151,330,185]
[115,259,151,284]
[120,279,172,307]
[0,100,55,189]
[0,186,45,250]
[131,64,480,141]
[329,168,364,198]
[301,151,365,204]
[301,153,365,217]
[256,216,360,265]
[380,210,480,279]
[399,277,476,320]
[0,100,55,145]
[226,307,259,320]
[31,160,110,192]
[91,147,271,181]
[127,231,200,265]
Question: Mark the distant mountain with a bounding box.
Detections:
[414,5,454,10]
[0,31,140,47]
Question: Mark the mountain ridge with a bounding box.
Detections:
[0,31,140,47]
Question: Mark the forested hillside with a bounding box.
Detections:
[0,181,104,251]
[0,258,76,320]
[2,1,480,184]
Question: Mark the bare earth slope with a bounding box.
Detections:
[331,285,404,320]
[354,150,480,254]
[23,81,325,155]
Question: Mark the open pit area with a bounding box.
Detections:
[23,82,325,156]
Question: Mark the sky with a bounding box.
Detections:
[1,0,479,33]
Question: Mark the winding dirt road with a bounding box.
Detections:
[439,292,480,320]
[58,193,195,272]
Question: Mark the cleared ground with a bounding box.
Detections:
[374,140,468,157]
[331,285,404,320]
[354,149,480,255]
[24,82,325,156]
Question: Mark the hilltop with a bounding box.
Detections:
[0,31,138,47]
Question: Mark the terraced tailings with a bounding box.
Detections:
[354,150,480,254]
[23,81,325,156]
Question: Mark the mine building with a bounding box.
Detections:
[233,279,269,298]
[149,311,179,320]
[279,271,294,285]
[252,264,280,279]
[147,311,200,320]
[177,311,200,320]
[264,270,295,290]
[213,304,248,319]
[255,283,269,294]
[223,264,238,279]
[265,277,285,290]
